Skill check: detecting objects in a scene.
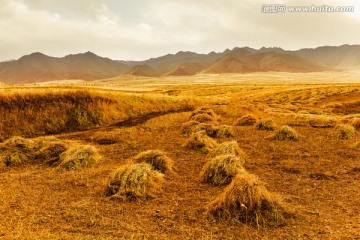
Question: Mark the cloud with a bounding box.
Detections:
[0,0,359,61]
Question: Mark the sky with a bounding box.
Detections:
[0,0,360,61]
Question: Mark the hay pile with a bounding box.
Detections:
[184,131,218,153]
[333,124,357,140]
[36,141,69,167]
[272,126,299,141]
[190,107,217,120]
[255,119,275,131]
[58,145,101,170]
[234,114,257,126]
[106,163,165,201]
[210,141,246,159]
[181,120,201,135]
[199,155,246,185]
[207,173,292,226]
[192,123,219,137]
[133,150,173,174]
[216,125,235,138]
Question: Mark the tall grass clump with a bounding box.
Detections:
[133,150,173,174]
[106,163,165,201]
[207,173,292,227]
[184,131,218,153]
[333,124,356,140]
[58,145,101,170]
[255,119,275,131]
[272,126,299,141]
[210,141,246,159]
[199,155,246,185]
[234,114,257,126]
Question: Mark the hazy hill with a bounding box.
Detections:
[123,64,160,77]
[0,52,128,84]
[164,62,209,76]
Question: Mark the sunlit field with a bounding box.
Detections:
[0,72,359,239]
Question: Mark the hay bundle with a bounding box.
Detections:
[351,118,360,130]
[184,131,218,153]
[58,145,101,170]
[234,114,257,126]
[192,123,219,137]
[191,113,216,123]
[199,155,246,185]
[1,136,39,152]
[333,124,356,140]
[106,163,165,201]
[207,173,291,226]
[272,125,299,141]
[3,150,29,167]
[181,120,201,134]
[216,125,235,138]
[255,119,275,131]
[210,141,246,159]
[190,107,217,119]
[134,150,173,174]
[36,141,69,166]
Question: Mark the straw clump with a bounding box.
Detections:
[2,150,29,167]
[207,173,292,227]
[333,124,356,140]
[184,131,218,153]
[272,125,299,141]
[36,141,69,166]
[234,114,257,126]
[210,141,246,160]
[216,125,235,138]
[199,155,246,185]
[58,145,101,170]
[133,150,173,174]
[181,120,201,135]
[255,119,275,131]
[190,107,217,119]
[192,123,219,137]
[106,163,165,201]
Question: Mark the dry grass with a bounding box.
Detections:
[184,131,218,153]
[199,155,246,185]
[207,173,292,227]
[216,125,235,138]
[255,119,275,131]
[2,150,29,167]
[192,123,219,137]
[0,136,39,152]
[190,113,216,123]
[308,118,336,128]
[234,114,257,126]
[333,124,357,140]
[181,120,201,134]
[36,141,69,166]
[58,145,101,170]
[351,141,360,150]
[106,163,165,201]
[133,150,174,174]
[272,125,299,141]
[210,141,246,159]
[350,118,360,130]
[190,107,217,119]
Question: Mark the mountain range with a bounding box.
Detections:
[0,44,359,84]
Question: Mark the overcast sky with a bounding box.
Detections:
[0,0,360,61]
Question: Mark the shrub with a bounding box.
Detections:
[216,125,235,138]
[333,124,356,140]
[199,155,246,185]
[273,126,299,141]
[255,119,275,131]
[206,173,292,226]
[210,141,246,159]
[133,150,173,174]
[58,145,101,170]
[106,163,165,201]
[184,131,218,153]
[234,114,257,126]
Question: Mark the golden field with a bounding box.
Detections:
[0,72,359,239]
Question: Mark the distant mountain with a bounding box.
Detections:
[0,52,128,84]
[0,44,359,84]
[205,49,329,73]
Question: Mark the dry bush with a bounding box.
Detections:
[210,141,246,159]
[106,163,165,201]
[272,126,299,141]
[191,113,216,123]
[192,123,219,137]
[36,141,69,166]
[234,114,257,126]
[190,107,217,119]
[58,145,101,170]
[133,150,173,174]
[2,150,29,167]
[216,125,235,138]
[255,119,275,131]
[333,124,356,140]
[199,155,246,185]
[181,120,201,134]
[351,118,360,130]
[184,131,218,153]
[207,173,292,227]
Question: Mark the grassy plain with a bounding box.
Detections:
[0,71,359,239]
